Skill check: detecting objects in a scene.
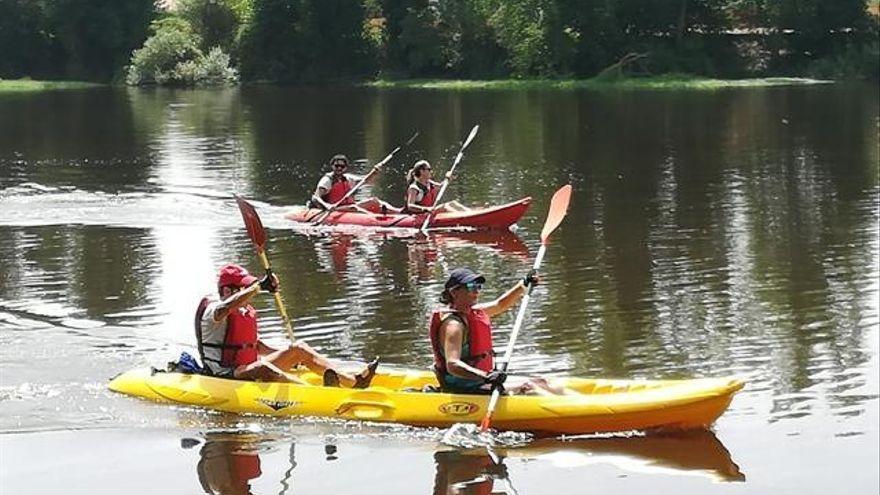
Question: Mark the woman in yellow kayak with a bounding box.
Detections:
[195,263,379,387]
[403,160,468,214]
[428,267,566,395]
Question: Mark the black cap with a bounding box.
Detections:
[444,267,485,290]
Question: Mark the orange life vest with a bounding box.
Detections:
[428,308,494,378]
[323,173,354,205]
[195,297,259,370]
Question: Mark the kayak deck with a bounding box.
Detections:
[285,197,531,230]
[109,367,744,435]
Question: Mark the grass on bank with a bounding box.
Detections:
[365,74,834,91]
[0,79,103,93]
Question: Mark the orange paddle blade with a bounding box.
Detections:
[540,184,572,243]
[235,196,267,252]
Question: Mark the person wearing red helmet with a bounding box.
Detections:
[195,263,378,386]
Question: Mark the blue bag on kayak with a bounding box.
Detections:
[167,351,204,374]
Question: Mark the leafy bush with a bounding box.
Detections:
[126,18,238,86]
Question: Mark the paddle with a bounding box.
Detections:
[419,125,480,234]
[235,195,296,343]
[311,131,419,225]
[478,184,573,432]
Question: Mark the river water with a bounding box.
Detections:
[0,84,877,494]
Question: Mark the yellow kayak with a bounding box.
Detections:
[109,367,744,435]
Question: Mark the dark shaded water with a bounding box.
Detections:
[1,84,877,494]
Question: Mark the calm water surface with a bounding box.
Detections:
[0,84,877,494]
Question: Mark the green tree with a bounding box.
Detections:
[177,0,240,53]
[239,0,369,82]
[481,0,571,76]
[45,0,156,81]
[0,0,59,78]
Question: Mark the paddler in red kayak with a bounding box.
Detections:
[309,154,397,213]
[429,267,566,395]
[195,263,379,387]
[403,160,468,214]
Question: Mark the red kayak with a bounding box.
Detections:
[285,197,531,230]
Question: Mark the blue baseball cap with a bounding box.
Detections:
[444,267,485,290]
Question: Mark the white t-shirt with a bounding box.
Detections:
[199,297,234,375]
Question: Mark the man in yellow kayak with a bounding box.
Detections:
[195,263,378,387]
[429,267,565,395]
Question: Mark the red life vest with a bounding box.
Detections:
[428,308,494,377]
[407,181,438,209]
[195,296,259,370]
[323,173,354,205]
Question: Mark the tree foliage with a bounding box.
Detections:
[126,17,238,86]
[3,0,878,82]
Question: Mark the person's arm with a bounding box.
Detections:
[311,176,332,208]
[474,279,527,318]
[441,319,490,381]
[212,283,261,322]
[475,271,539,318]
[212,273,279,322]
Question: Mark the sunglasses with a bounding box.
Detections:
[334,162,347,168]
[460,281,482,292]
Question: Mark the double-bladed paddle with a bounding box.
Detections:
[419,125,480,234]
[311,131,420,225]
[235,195,296,342]
[479,184,573,432]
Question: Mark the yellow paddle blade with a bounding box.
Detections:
[540,184,572,243]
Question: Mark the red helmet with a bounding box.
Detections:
[217,264,258,288]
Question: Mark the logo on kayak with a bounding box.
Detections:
[439,402,479,416]
[257,398,299,411]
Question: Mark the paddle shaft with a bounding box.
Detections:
[255,250,296,342]
[479,184,571,432]
[420,125,479,233]
[234,195,297,343]
[480,245,545,431]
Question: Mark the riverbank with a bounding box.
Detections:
[2,75,837,93]
[365,74,834,91]
[0,79,103,93]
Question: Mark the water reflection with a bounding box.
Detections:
[194,432,267,495]
[433,449,514,495]
[185,430,743,495]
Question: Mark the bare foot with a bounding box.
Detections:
[353,357,380,389]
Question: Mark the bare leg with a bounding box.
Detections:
[233,360,307,384]
[507,377,571,396]
[265,342,378,388]
[357,197,401,214]
[446,200,470,212]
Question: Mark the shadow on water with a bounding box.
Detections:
[188,429,743,495]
